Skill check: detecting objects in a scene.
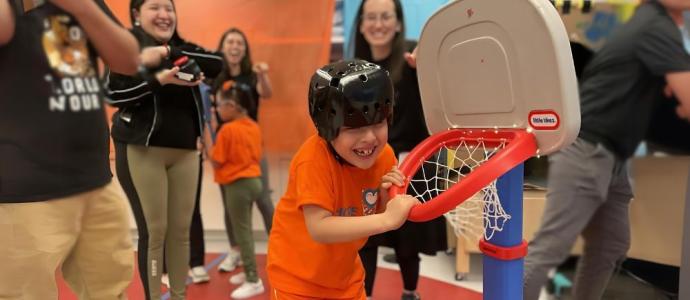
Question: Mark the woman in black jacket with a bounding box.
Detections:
[105,1,222,299]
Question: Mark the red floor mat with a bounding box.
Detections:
[57,253,481,300]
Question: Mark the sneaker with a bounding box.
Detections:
[188,266,210,283]
[229,272,246,285]
[401,292,420,300]
[161,274,170,288]
[230,279,265,299]
[218,250,242,272]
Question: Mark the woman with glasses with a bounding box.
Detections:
[351,1,447,299]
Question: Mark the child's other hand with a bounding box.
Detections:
[380,166,405,190]
[383,194,418,231]
[378,167,405,211]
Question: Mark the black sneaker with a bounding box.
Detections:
[401,292,420,300]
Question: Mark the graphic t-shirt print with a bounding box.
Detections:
[42,14,102,113]
[362,188,378,215]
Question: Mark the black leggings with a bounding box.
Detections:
[360,243,421,295]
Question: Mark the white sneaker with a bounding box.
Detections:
[161,274,170,288]
[218,250,242,272]
[229,272,246,285]
[230,279,265,299]
[188,266,210,283]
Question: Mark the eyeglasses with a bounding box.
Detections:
[362,12,397,24]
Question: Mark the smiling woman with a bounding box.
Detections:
[351,0,447,299]
[104,1,224,299]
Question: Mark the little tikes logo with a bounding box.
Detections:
[528,110,560,130]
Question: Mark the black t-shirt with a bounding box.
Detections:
[372,54,429,155]
[578,1,690,158]
[0,2,114,203]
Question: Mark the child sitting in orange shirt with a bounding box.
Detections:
[204,81,266,299]
[266,60,419,299]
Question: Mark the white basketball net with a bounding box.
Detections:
[407,138,511,241]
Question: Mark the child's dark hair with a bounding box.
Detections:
[217,80,255,114]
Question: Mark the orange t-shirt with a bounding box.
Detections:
[211,117,262,184]
[267,135,397,298]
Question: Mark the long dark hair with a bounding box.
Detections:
[351,0,406,83]
[129,0,184,48]
[213,28,254,93]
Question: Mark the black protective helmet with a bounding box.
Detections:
[308,60,394,141]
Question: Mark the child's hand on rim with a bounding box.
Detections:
[383,194,419,231]
[378,166,405,213]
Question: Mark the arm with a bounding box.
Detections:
[253,63,273,99]
[303,194,417,244]
[106,59,200,108]
[665,72,690,120]
[175,42,224,79]
[206,120,227,169]
[303,205,391,243]
[50,0,139,75]
[105,70,155,108]
[202,124,222,169]
[0,0,14,46]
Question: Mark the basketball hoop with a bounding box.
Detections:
[389,128,537,240]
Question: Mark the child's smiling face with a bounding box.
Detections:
[330,119,388,169]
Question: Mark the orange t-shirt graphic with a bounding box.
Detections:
[267,135,397,298]
[211,117,262,184]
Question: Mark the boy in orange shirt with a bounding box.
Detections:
[204,81,266,299]
[267,60,419,299]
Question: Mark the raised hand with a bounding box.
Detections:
[404,46,418,69]
[252,62,269,75]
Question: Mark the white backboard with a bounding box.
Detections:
[417,0,581,155]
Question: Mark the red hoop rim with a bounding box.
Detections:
[390,128,537,222]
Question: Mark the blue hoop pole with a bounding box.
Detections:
[483,163,524,300]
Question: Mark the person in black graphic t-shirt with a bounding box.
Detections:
[523,1,690,299]
[0,0,139,299]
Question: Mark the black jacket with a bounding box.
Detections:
[106,31,223,147]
